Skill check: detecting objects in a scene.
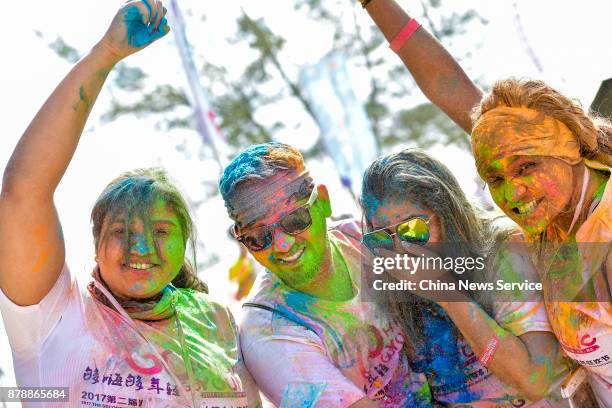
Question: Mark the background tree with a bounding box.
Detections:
[44,1,488,156]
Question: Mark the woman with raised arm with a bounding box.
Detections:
[0,1,260,406]
[361,0,611,405]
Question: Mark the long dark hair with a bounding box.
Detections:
[360,149,513,347]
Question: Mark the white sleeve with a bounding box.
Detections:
[493,301,551,337]
[0,265,74,355]
[239,307,366,407]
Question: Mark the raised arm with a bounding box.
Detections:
[363,0,482,133]
[0,0,169,306]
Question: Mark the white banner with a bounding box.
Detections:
[299,52,379,195]
[169,0,228,168]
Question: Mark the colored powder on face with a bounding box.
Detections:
[280,382,326,408]
[130,282,144,292]
[489,158,503,170]
[274,230,293,252]
[130,233,151,255]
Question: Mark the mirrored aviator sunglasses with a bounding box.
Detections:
[233,187,318,252]
[362,216,430,252]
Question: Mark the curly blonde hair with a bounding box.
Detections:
[471,78,612,166]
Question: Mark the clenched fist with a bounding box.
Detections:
[98,0,170,60]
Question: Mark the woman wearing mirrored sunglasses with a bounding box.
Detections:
[360,149,569,407]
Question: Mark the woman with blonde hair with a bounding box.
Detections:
[361,0,610,405]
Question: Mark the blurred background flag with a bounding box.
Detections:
[299,52,379,199]
[169,0,229,170]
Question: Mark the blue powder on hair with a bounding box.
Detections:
[219,142,286,203]
[359,193,384,222]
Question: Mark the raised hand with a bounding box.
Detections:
[98,0,170,61]
[0,1,170,306]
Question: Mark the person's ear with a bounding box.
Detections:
[316,184,332,218]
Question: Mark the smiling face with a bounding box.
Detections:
[481,155,577,234]
[233,176,332,291]
[96,198,186,299]
[367,197,442,254]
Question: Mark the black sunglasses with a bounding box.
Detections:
[233,188,318,251]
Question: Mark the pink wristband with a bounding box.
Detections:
[479,334,499,367]
[389,19,421,53]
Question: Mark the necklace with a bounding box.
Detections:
[566,166,590,236]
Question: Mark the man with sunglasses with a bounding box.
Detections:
[219,142,432,407]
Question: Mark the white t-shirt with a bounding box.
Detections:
[0,265,255,407]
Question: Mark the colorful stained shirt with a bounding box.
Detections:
[411,302,567,407]
[240,220,433,407]
[407,232,567,408]
[0,265,256,407]
[542,169,611,407]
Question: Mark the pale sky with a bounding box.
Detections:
[1,0,611,388]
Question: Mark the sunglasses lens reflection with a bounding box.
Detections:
[397,218,429,245]
[279,207,312,234]
[242,227,273,251]
[363,230,394,252]
[240,207,313,251]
